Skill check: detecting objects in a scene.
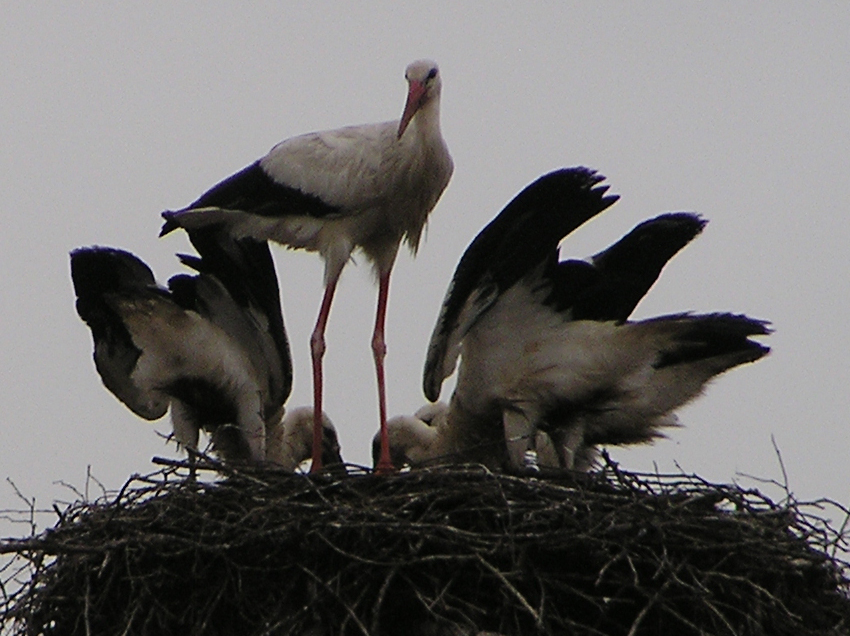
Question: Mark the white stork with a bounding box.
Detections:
[267,406,343,472]
[377,400,571,471]
[390,200,706,471]
[162,60,453,473]
[423,168,770,471]
[71,228,293,465]
[378,401,501,470]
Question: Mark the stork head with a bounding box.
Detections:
[398,59,442,138]
[374,405,446,468]
[413,401,449,425]
[268,406,343,472]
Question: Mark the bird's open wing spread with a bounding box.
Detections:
[71,247,170,420]
[423,167,619,401]
[544,212,706,322]
[174,227,292,412]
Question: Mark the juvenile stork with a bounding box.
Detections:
[387,209,708,471]
[378,401,569,471]
[267,406,343,472]
[71,228,293,464]
[423,168,770,471]
[162,60,453,473]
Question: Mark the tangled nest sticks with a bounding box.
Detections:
[2,460,849,636]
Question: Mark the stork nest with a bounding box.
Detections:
[2,458,849,636]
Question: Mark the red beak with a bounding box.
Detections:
[397,80,427,138]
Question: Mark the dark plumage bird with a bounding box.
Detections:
[71,229,295,465]
[161,60,453,473]
[421,167,770,471]
[544,211,708,323]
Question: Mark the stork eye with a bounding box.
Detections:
[427,68,438,80]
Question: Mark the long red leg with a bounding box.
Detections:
[373,270,396,474]
[309,275,339,473]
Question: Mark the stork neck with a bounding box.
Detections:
[409,98,442,139]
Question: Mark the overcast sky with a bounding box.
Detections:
[2,3,848,539]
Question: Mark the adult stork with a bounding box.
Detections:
[162,60,453,473]
[71,227,293,464]
[424,168,770,470]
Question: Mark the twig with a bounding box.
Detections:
[475,554,542,628]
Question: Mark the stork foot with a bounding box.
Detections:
[374,457,397,475]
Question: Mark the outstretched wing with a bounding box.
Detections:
[545,212,706,321]
[423,167,619,401]
[173,226,292,413]
[70,247,170,420]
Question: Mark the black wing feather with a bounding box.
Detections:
[653,312,771,369]
[70,247,169,420]
[175,226,293,407]
[423,167,619,401]
[161,161,341,235]
[545,212,706,321]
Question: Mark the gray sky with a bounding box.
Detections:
[2,4,848,537]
